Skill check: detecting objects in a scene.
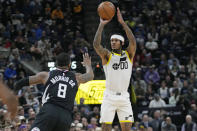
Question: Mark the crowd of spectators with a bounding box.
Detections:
[0,0,197,130]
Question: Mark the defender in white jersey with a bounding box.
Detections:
[93,7,136,131]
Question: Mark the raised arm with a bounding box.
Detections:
[75,53,94,84]
[93,19,111,65]
[14,72,49,91]
[117,7,136,60]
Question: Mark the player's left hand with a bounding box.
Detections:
[81,53,91,67]
[117,7,125,24]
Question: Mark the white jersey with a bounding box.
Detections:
[103,51,133,93]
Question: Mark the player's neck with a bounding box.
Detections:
[112,49,122,54]
[57,66,69,70]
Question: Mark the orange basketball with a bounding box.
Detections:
[97,1,116,20]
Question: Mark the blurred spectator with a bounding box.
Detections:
[158,54,168,80]
[169,88,180,106]
[169,80,182,95]
[88,106,100,122]
[167,53,180,67]
[81,117,88,130]
[177,65,188,81]
[164,75,173,88]
[51,6,64,20]
[158,81,169,103]
[144,65,160,87]
[145,85,155,104]
[188,104,197,123]
[149,94,166,108]
[180,80,190,95]
[26,94,39,113]
[181,115,197,131]
[177,96,190,114]
[4,63,16,80]
[188,72,197,89]
[44,3,51,17]
[150,110,163,131]
[139,114,152,129]
[161,116,177,131]
[88,117,98,130]
[135,81,147,107]
[133,68,147,91]
[169,59,181,77]
[78,97,90,115]
[145,37,158,51]
[187,58,197,73]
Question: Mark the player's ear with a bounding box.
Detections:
[122,42,124,46]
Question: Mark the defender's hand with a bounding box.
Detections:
[0,83,18,120]
[6,94,18,120]
[81,53,92,67]
[117,7,125,25]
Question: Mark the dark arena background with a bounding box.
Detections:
[0,0,197,130]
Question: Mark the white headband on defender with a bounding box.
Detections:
[110,34,124,42]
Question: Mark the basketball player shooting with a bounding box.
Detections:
[14,53,94,131]
[93,7,136,131]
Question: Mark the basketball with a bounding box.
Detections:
[97,1,116,20]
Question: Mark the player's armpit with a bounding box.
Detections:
[94,45,110,58]
[29,72,49,85]
[94,46,111,65]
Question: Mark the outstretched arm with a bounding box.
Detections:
[0,82,18,120]
[14,72,49,91]
[29,72,49,85]
[117,7,136,60]
[93,18,111,65]
[76,53,94,84]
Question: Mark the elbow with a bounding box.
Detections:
[93,40,100,49]
[93,42,97,49]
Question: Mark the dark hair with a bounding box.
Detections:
[56,53,70,67]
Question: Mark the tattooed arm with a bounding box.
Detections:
[29,72,49,85]
[76,53,94,84]
[93,18,111,65]
[14,72,48,91]
[117,7,136,60]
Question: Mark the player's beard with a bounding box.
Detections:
[112,46,122,54]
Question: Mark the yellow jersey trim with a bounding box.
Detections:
[125,51,133,64]
[120,120,134,123]
[112,52,122,56]
[104,122,113,124]
[106,53,112,65]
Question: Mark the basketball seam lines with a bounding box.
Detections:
[102,5,111,20]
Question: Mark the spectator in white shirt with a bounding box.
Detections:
[158,81,169,103]
[169,88,180,106]
[145,37,158,51]
[149,94,166,108]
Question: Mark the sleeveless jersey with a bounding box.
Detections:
[103,51,133,92]
[42,69,78,111]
